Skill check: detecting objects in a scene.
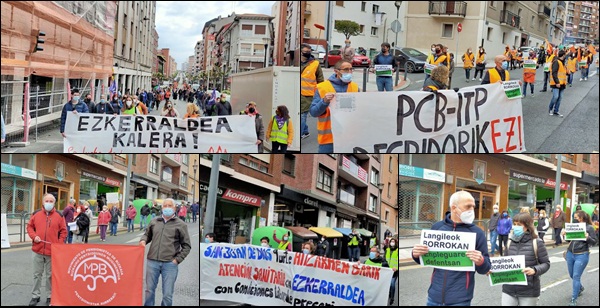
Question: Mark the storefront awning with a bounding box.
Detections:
[355,228,373,237]
[131,175,159,189]
[286,226,318,239]
[309,227,343,238]
[333,228,352,236]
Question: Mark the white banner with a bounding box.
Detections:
[419,230,476,272]
[63,113,257,153]
[1,214,10,248]
[200,243,393,306]
[329,82,525,153]
[488,255,527,286]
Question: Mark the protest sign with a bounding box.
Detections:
[63,113,257,153]
[543,63,550,72]
[523,60,536,69]
[502,80,522,99]
[200,242,393,306]
[424,63,437,75]
[419,230,476,271]
[488,255,527,286]
[565,223,586,241]
[329,82,525,153]
[375,65,393,77]
[51,244,144,306]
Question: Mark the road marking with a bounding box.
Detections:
[415,80,424,83]
[541,279,568,292]
[587,268,599,273]
[549,256,565,263]
[34,140,64,144]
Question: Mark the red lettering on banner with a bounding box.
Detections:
[490,119,502,152]
[504,117,517,152]
[491,117,520,153]
[208,146,228,153]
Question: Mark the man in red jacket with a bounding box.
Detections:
[26,193,67,306]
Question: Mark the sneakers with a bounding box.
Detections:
[301,133,310,139]
[540,89,547,92]
[569,84,572,87]
[530,93,535,98]
[554,112,563,117]
[549,111,554,116]
[584,77,588,81]
[479,78,482,81]
[466,79,470,83]
[472,78,476,81]
[569,299,577,306]
[580,78,583,81]
[28,298,40,306]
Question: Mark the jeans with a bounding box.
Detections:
[489,229,499,255]
[474,69,484,79]
[542,72,550,90]
[191,211,197,223]
[110,222,118,236]
[144,259,179,306]
[423,74,430,87]
[567,73,574,85]
[522,82,534,96]
[318,143,333,153]
[347,245,360,261]
[549,88,564,113]
[272,142,288,153]
[389,276,398,300]
[464,69,471,80]
[376,76,393,92]
[581,67,589,79]
[140,215,148,230]
[127,219,134,232]
[566,251,590,301]
[498,234,509,256]
[65,227,73,244]
[427,297,471,306]
[554,228,563,245]
[300,111,309,136]
[501,293,538,306]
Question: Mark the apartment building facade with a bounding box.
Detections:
[565,1,599,44]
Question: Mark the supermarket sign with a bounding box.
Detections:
[400,164,445,182]
[510,169,568,190]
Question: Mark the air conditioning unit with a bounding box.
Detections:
[295,203,303,213]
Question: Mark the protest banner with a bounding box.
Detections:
[419,230,476,271]
[1,214,10,248]
[375,65,393,77]
[63,113,257,153]
[200,242,393,306]
[51,244,144,306]
[565,223,586,241]
[488,255,527,286]
[329,82,525,153]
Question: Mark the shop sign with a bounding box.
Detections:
[400,164,445,183]
[510,170,568,190]
[1,163,37,180]
[221,188,261,207]
[199,182,225,197]
[320,205,336,213]
[303,197,319,208]
[82,170,122,187]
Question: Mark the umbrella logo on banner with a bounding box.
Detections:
[69,248,122,304]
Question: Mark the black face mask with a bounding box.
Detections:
[248,107,255,113]
[302,52,312,58]
[435,48,441,54]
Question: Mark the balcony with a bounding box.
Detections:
[305,3,311,15]
[555,18,565,29]
[338,189,356,206]
[339,156,368,188]
[428,1,467,17]
[537,4,551,18]
[557,1,566,11]
[500,10,521,28]
[304,27,310,38]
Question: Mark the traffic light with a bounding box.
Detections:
[34,31,45,53]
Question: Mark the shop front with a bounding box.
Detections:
[199,180,263,244]
[509,169,571,216]
[37,155,81,211]
[131,175,159,200]
[79,170,122,214]
[276,186,338,228]
[1,155,37,214]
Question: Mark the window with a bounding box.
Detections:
[490,1,495,8]
[131,154,137,166]
[487,27,492,41]
[369,194,377,212]
[336,1,344,7]
[253,44,265,55]
[371,27,378,36]
[531,16,535,28]
[241,24,253,36]
[372,4,379,13]
[370,168,379,186]
[328,154,338,159]
[317,168,333,193]
[361,1,366,11]
[255,25,266,35]
[502,32,506,44]
[442,24,453,38]
[150,156,159,174]
[249,160,259,169]
[283,154,295,176]
[359,24,364,34]
[560,154,574,164]
[388,182,391,198]
[239,157,248,165]
[389,156,393,172]
[182,154,188,165]
[385,210,390,222]
[240,43,252,55]
[582,154,591,163]
[181,172,187,187]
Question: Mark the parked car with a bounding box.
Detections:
[518,46,538,56]
[308,44,326,65]
[324,49,371,68]
[390,47,427,73]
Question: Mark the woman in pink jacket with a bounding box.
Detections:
[126,203,137,232]
[97,205,112,241]
[178,204,187,222]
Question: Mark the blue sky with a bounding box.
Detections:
[155,1,276,70]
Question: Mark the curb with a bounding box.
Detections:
[395,77,412,91]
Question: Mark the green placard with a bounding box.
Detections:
[490,269,527,286]
[421,251,473,267]
[579,61,587,67]
[523,63,536,69]
[565,231,586,241]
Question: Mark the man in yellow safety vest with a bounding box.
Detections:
[386,238,399,305]
[481,55,511,84]
[548,50,567,117]
[300,43,324,140]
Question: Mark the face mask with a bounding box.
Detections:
[493,209,499,214]
[162,207,175,217]
[77,209,81,213]
[457,207,475,224]
[435,48,441,54]
[283,236,289,241]
[556,208,561,212]
[382,48,387,53]
[126,101,132,107]
[501,61,508,70]
[302,52,312,58]
[85,98,91,102]
[513,226,524,237]
[44,202,54,212]
[72,96,80,102]
[468,50,472,54]
[303,249,310,254]
[341,73,352,83]
[345,43,350,47]
[321,237,325,242]
[261,243,269,248]
[431,48,436,53]
[369,252,377,259]
[503,213,508,218]
[390,242,396,248]
[100,100,106,104]
[248,107,255,113]
[204,238,210,243]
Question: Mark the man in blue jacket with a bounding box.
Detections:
[411,191,491,306]
[60,88,89,138]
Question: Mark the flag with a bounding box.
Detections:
[589,44,596,55]
[545,39,552,53]
[109,78,117,96]
[577,48,581,62]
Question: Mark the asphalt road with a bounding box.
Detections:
[301,65,599,153]
[399,245,599,306]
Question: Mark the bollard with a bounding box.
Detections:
[362,67,367,92]
[395,60,400,88]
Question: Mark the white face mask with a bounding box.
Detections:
[457,206,475,224]
[493,209,499,214]
[261,243,269,248]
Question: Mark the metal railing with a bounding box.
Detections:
[501,10,521,28]
[4,212,31,243]
[428,1,467,17]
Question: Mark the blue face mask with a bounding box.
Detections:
[501,61,508,70]
[341,73,353,83]
[162,207,175,217]
[513,225,524,237]
[204,238,211,243]
[503,213,508,218]
[303,249,310,254]
[369,252,377,259]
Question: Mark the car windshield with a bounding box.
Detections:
[310,45,326,53]
[401,48,425,57]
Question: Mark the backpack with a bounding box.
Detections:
[506,237,539,264]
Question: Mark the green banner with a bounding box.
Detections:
[505,88,522,99]
[490,269,527,286]
[565,231,586,241]
[421,251,473,267]
[376,70,392,77]
[523,63,536,69]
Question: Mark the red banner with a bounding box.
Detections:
[51,244,144,306]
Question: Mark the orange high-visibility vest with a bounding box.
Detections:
[428,54,448,66]
[463,53,474,69]
[567,58,577,73]
[476,53,485,65]
[549,60,567,86]
[487,67,510,84]
[315,80,359,145]
[301,60,320,97]
[523,58,537,83]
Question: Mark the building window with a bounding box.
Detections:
[240,43,252,55]
[255,25,266,35]
[582,154,591,163]
[361,1,366,11]
[241,24,253,36]
[336,1,344,7]
[249,160,259,169]
[389,156,393,172]
[359,24,365,34]
[560,154,575,164]
[182,154,188,165]
[181,172,187,187]
[239,157,248,165]
[487,27,492,41]
[283,154,295,176]
[131,154,136,166]
[490,1,495,8]
[502,32,506,44]
[388,182,391,198]
[259,165,268,173]
[370,27,378,36]
[372,4,379,14]
[317,167,333,193]
[150,156,159,174]
[328,154,337,159]
[369,194,377,212]
[385,210,389,222]
[442,24,453,38]
[370,168,379,186]
[531,16,535,28]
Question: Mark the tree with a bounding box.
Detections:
[334,20,361,40]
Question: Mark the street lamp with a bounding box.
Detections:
[262,37,270,68]
[377,182,385,248]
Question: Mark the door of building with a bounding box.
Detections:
[44,185,69,211]
[456,188,496,230]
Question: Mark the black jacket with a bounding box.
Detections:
[567,224,597,254]
[75,213,90,231]
[502,233,550,298]
[316,239,330,257]
[141,205,151,216]
[110,208,121,223]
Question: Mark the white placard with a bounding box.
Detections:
[488,255,527,286]
[419,230,477,271]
